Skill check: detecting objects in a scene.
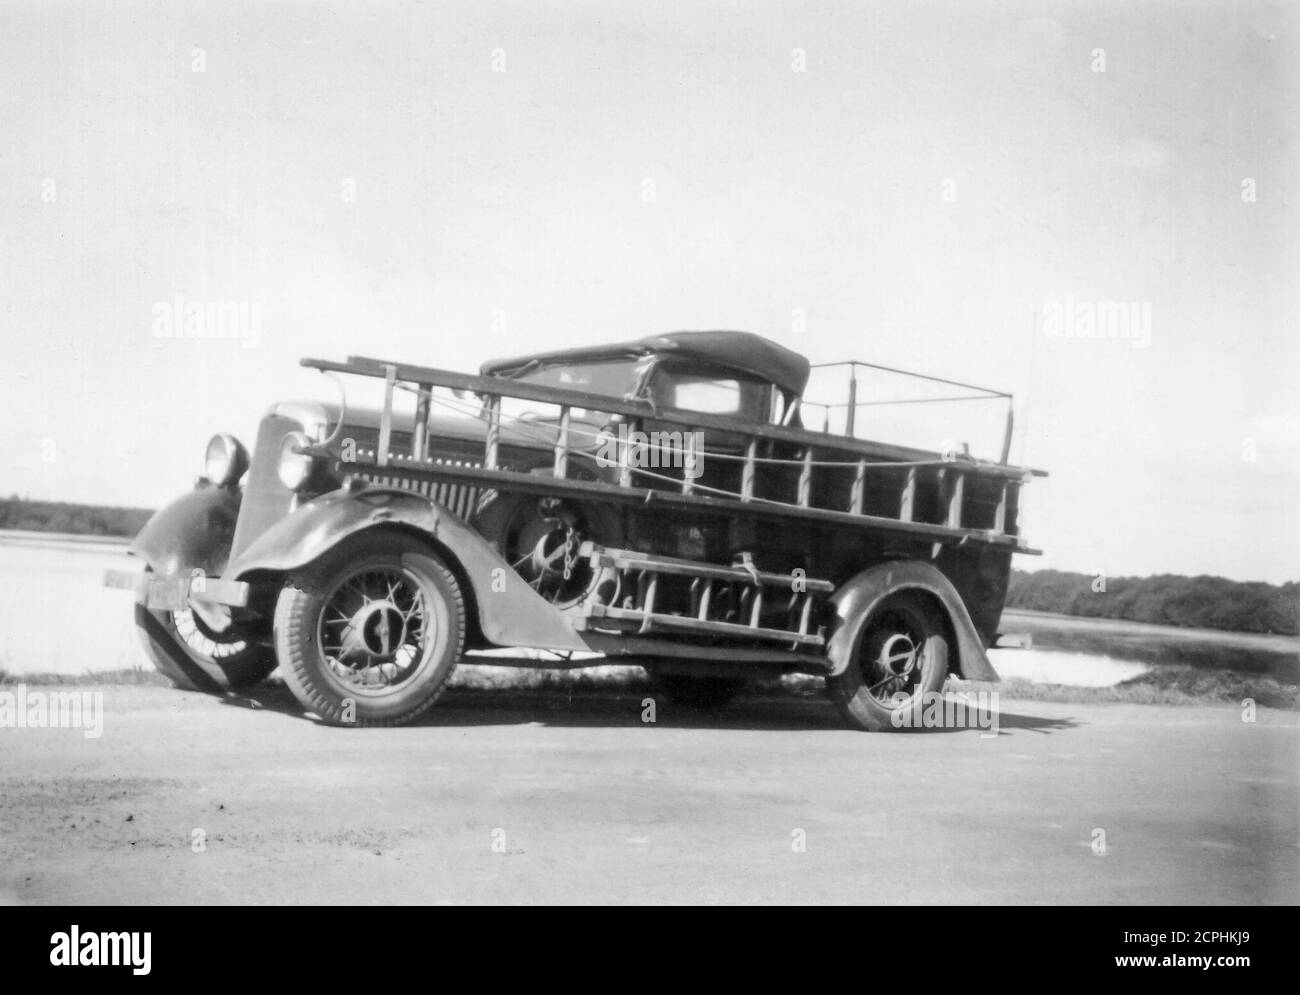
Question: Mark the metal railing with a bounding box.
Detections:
[299,354,1042,553]
[805,359,1016,464]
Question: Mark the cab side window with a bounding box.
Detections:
[652,362,770,422]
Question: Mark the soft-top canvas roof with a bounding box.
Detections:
[481,330,812,397]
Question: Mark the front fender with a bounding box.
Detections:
[224,485,587,652]
[826,560,1000,681]
[132,484,241,578]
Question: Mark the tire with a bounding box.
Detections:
[826,591,950,731]
[647,671,745,711]
[133,597,276,694]
[274,532,465,726]
[472,492,621,608]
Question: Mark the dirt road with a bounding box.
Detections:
[2,684,1296,904]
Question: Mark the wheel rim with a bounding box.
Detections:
[170,607,250,660]
[316,565,440,695]
[858,602,932,706]
[146,565,251,661]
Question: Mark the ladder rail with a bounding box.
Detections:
[302,355,1043,550]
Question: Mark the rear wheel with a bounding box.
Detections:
[827,591,949,731]
[274,533,464,726]
[133,576,276,693]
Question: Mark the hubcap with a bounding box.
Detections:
[339,601,409,663]
[318,567,434,692]
[508,499,596,605]
[523,525,569,580]
[879,632,918,677]
[860,606,929,705]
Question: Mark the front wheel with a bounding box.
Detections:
[273,533,465,726]
[827,591,949,731]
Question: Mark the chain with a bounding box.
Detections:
[561,527,577,581]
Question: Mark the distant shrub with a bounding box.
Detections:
[1007,569,1299,636]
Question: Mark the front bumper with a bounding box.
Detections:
[103,568,250,611]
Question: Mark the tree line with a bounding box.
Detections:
[1007,569,1299,636]
[1,496,154,539]
[4,495,1294,636]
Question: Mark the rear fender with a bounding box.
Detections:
[224,485,587,651]
[826,559,1000,681]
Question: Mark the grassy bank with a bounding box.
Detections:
[1004,609,1299,683]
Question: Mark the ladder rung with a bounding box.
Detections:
[582,544,834,591]
[583,604,825,646]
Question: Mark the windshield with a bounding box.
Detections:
[512,359,642,398]
[492,358,643,422]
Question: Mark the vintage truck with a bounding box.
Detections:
[105,331,1044,730]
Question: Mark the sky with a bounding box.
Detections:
[2,0,1296,583]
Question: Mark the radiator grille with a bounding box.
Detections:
[358,456,483,521]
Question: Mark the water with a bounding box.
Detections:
[0,531,140,675]
[986,647,1149,686]
[0,530,1154,685]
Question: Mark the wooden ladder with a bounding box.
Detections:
[576,544,834,647]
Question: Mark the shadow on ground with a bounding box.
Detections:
[218,683,1079,736]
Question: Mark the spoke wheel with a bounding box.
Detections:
[317,566,436,695]
[275,532,464,726]
[474,493,619,608]
[827,591,950,731]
